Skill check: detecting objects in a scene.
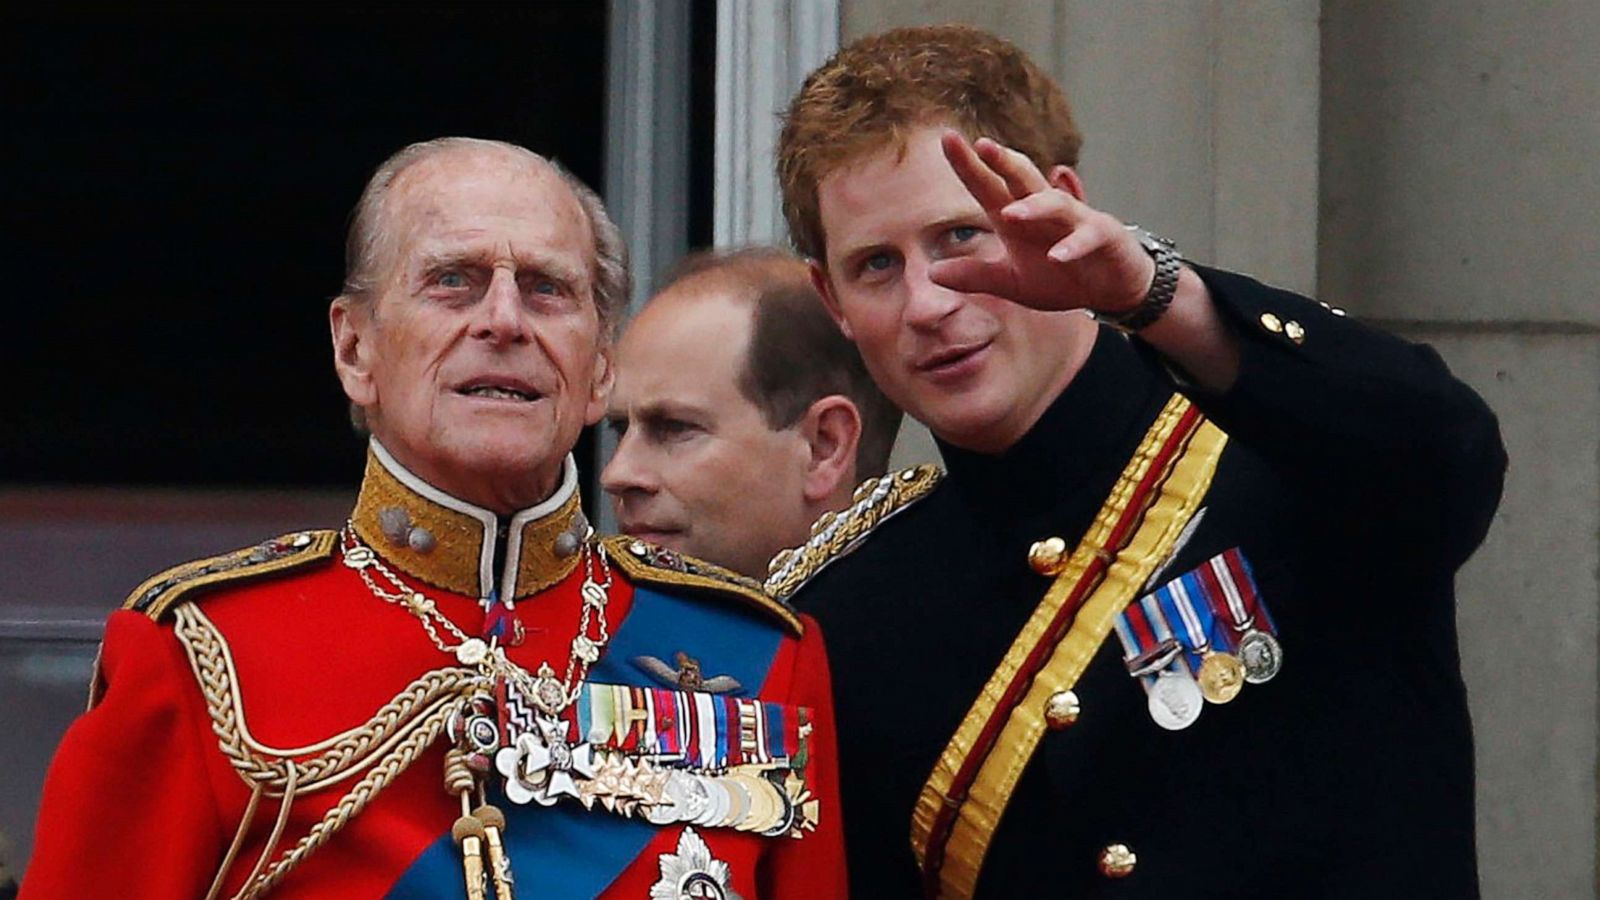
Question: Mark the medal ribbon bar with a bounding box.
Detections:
[911,396,1229,899]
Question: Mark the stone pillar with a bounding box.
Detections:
[714,0,840,247]
[1321,3,1600,895]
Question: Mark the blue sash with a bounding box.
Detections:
[385,586,787,898]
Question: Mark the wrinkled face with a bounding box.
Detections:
[601,288,813,578]
[814,125,1086,453]
[334,149,610,511]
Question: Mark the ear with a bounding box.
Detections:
[1047,165,1087,202]
[808,259,853,341]
[798,395,862,505]
[330,296,378,408]
[584,343,615,425]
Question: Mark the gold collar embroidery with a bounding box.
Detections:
[349,441,586,601]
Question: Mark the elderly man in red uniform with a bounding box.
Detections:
[23,137,844,899]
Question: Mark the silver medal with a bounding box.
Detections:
[1147,668,1204,730]
[693,777,731,827]
[1237,629,1283,684]
[649,770,711,825]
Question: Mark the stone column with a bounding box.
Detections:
[1321,3,1600,894]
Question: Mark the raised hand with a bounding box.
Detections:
[928,130,1157,316]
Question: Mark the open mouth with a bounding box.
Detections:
[455,378,543,402]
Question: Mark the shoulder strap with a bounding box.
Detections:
[764,464,944,601]
[601,535,803,637]
[123,530,338,621]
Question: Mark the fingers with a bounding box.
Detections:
[927,256,1020,300]
[940,130,1015,213]
[1046,216,1124,263]
[973,138,1049,198]
[999,189,1090,229]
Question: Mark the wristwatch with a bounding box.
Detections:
[1094,226,1181,333]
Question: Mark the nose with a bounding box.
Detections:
[903,256,963,330]
[601,428,658,500]
[471,268,533,345]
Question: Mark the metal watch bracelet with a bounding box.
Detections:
[1095,226,1181,333]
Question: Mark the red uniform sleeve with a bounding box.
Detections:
[758,613,848,898]
[21,610,228,898]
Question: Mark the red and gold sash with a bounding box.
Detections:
[911,395,1228,898]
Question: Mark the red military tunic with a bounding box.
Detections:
[24,444,845,898]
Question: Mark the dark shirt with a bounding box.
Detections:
[795,268,1505,898]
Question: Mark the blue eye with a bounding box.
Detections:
[863,253,893,272]
[533,279,559,295]
[438,271,468,289]
[950,225,980,243]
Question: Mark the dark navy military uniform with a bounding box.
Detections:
[791,267,1505,898]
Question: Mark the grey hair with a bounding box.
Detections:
[339,136,628,332]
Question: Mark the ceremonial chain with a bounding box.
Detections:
[338,524,613,717]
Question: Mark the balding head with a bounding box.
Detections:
[339,137,627,333]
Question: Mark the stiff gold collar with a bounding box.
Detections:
[349,441,587,602]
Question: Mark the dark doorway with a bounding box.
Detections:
[3,6,610,489]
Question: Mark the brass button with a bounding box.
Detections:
[1044,690,1080,729]
[1028,537,1069,576]
[1284,320,1306,344]
[1098,843,1137,878]
[1259,312,1283,333]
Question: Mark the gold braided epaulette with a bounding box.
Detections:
[765,464,945,601]
[123,530,339,621]
[601,534,803,637]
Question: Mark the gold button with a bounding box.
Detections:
[1044,690,1081,729]
[1284,320,1306,344]
[1098,843,1137,878]
[1028,537,1069,576]
[1259,312,1283,333]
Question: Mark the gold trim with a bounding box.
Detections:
[171,602,476,897]
[604,535,803,637]
[349,450,583,600]
[764,464,944,600]
[911,397,1228,898]
[124,531,339,622]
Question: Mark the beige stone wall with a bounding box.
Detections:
[1320,3,1600,896]
[848,1,1600,895]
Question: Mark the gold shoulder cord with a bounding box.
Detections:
[171,602,476,900]
[765,464,944,600]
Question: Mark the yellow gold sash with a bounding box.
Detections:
[911,395,1228,898]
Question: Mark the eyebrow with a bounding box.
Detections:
[835,214,984,267]
[629,399,710,426]
[413,247,586,287]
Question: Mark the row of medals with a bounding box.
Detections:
[1141,626,1282,731]
[451,681,815,837]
